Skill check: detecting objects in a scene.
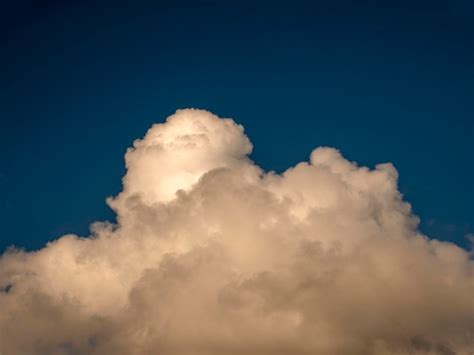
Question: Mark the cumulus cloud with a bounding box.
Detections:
[0,109,473,355]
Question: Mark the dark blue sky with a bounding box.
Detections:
[1,0,473,252]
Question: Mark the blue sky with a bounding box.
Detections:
[1,0,473,251]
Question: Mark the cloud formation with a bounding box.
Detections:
[1,109,473,355]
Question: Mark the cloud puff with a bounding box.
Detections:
[0,109,473,355]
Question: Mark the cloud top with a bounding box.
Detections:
[1,109,473,355]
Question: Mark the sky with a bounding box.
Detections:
[0,1,474,353]
[1,0,473,251]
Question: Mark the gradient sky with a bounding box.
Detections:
[1,0,473,252]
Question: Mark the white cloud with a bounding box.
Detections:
[0,109,473,354]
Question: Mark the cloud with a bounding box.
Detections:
[0,109,473,355]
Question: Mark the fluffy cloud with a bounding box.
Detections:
[0,109,473,355]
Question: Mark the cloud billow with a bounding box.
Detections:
[0,109,473,354]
